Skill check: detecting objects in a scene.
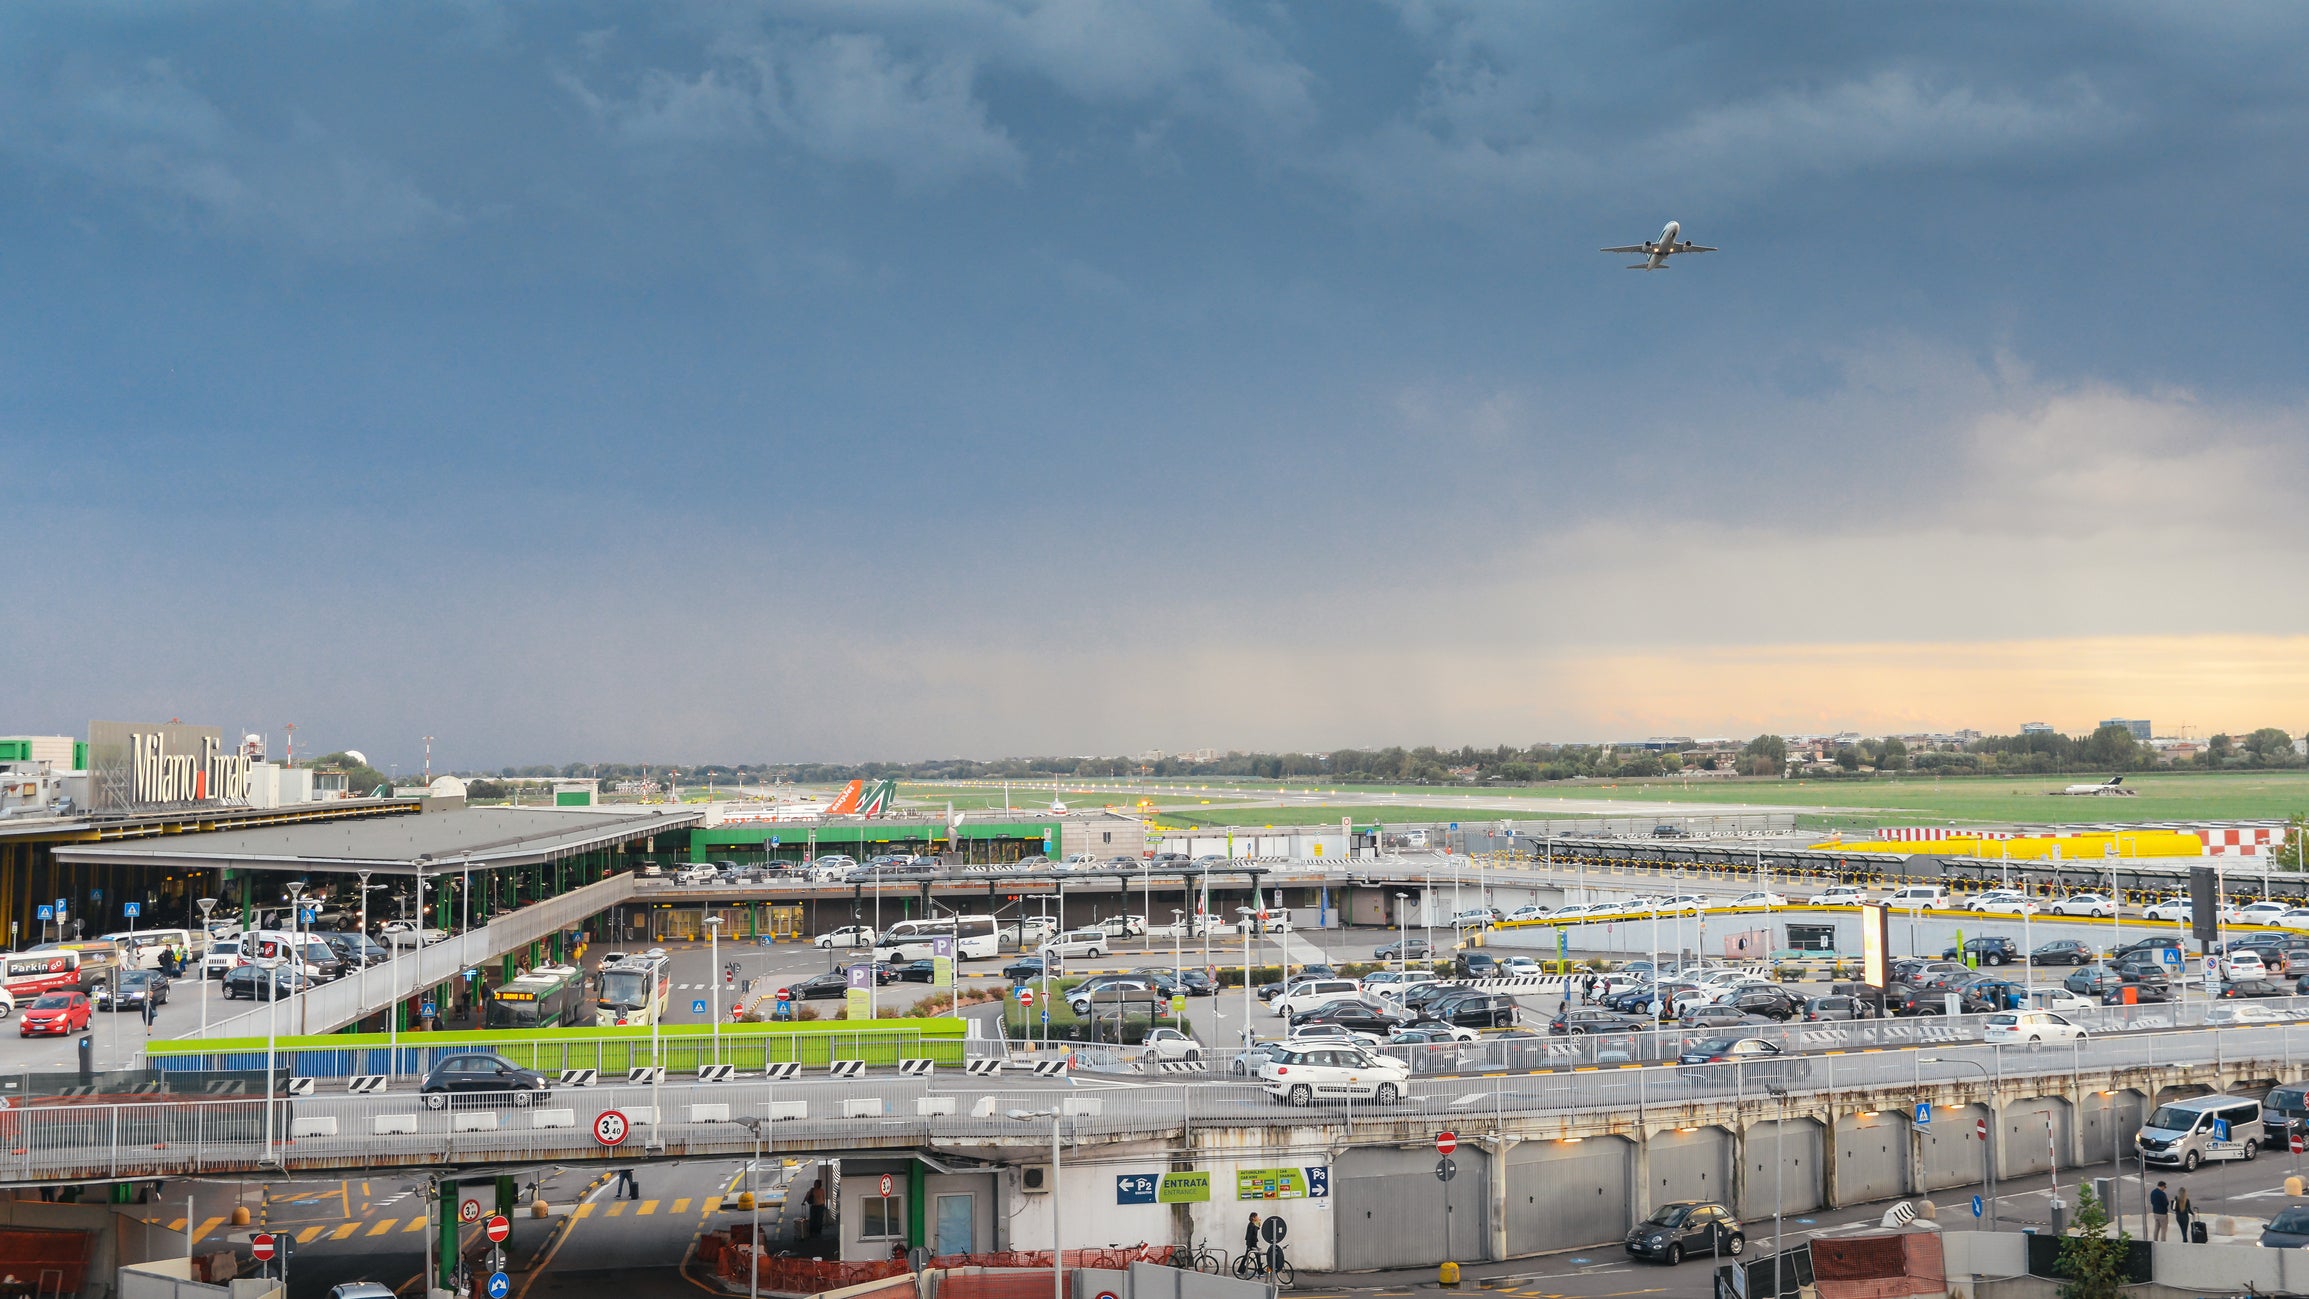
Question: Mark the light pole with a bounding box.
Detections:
[262,955,281,1165]
[1237,907,1256,1045]
[355,871,372,1032]
[1006,1107,1069,1299]
[195,897,217,1040]
[1924,1057,1997,1228]
[1395,893,1410,974]
[708,915,725,1065]
[727,1117,768,1299]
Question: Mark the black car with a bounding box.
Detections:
[1374,938,1434,960]
[2109,935,2185,965]
[1002,957,1047,983]
[1453,952,1501,980]
[792,969,852,1000]
[1290,1002,1409,1034]
[1941,937,2021,967]
[1176,969,1217,996]
[2219,977,2288,999]
[1550,1008,1648,1035]
[95,970,171,1011]
[220,964,310,1000]
[1961,978,2028,1012]
[2029,939,2095,967]
[893,960,939,983]
[1416,993,1520,1030]
[2108,973,2171,1003]
[1677,1005,1765,1030]
[1720,987,1803,1021]
[1626,1201,1745,1265]
[1801,994,1876,1021]
[322,931,393,969]
[419,1051,551,1109]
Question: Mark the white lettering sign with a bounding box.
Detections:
[131,731,251,805]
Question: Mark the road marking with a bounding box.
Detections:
[404,1216,429,1232]
[165,1217,187,1231]
[573,1203,596,1219]
[331,1222,361,1240]
[608,1201,626,1216]
[703,1196,722,1214]
[368,1218,399,1236]
[296,1226,325,1244]
[673,1198,691,1213]
[638,1199,660,1215]
[362,1181,371,1198]
[190,1216,225,1244]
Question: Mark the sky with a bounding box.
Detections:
[5,2,2309,770]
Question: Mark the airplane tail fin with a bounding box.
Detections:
[856,778,898,816]
[824,779,865,815]
[2107,776,2124,787]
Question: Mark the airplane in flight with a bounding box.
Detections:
[1602,220,1717,270]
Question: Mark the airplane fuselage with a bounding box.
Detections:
[1642,221,1680,269]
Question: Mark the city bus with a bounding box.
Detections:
[874,915,999,961]
[595,949,671,1026]
[486,964,588,1030]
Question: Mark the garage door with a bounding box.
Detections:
[1505,1137,1631,1255]
[1648,1128,1732,1211]
[1920,1103,1992,1191]
[2077,1090,2142,1169]
[2000,1097,2072,1179]
[1738,1119,1822,1219]
[1834,1112,1912,1205]
[1335,1145,1491,1270]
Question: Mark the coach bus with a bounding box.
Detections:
[873,915,999,962]
[487,964,588,1030]
[595,949,671,1027]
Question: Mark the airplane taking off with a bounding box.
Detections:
[1602,220,1716,270]
[2054,776,2135,797]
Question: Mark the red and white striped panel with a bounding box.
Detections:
[2198,826,2284,857]
[1876,827,2017,842]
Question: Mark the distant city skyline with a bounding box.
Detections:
[5,6,2307,769]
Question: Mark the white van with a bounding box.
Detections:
[2137,1094,2264,1170]
[100,928,205,971]
[1882,885,1950,908]
[246,931,345,981]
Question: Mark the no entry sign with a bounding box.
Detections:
[1017,988,1034,1004]
[1976,1118,1989,1142]
[486,1214,511,1244]
[1435,1130,1458,1156]
[250,1233,277,1261]
[594,1109,631,1147]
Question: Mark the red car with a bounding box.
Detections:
[19,992,91,1037]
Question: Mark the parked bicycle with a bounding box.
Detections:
[1170,1239,1224,1274]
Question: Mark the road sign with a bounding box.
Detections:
[460,1198,482,1223]
[1040,1009,1049,1025]
[1436,1130,1458,1156]
[34,906,51,921]
[2162,948,2181,966]
[593,1109,631,1147]
[2291,1131,2303,1154]
[1435,1157,1457,1182]
[1017,988,1034,1005]
[1262,1216,1288,1244]
[487,1273,510,1299]
[123,902,140,918]
[486,1214,511,1243]
[421,1001,437,1018]
[777,988,791,1001]
[692,999,707,1014]
[1976,1118,1989,1142]
[1914,1103,1931,1126]
[1971,1195,1984,1219]
[879,1173,895,1197]
[251,1233,277,1261]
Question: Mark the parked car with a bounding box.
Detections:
[1137,1027,1203,1063]
[1291,1001,1412,1035]
[2141,897,2193,923]
[1413,992,1521,1030]
[419,1051,551,1109]
[1273,978,1365,1018]
[1625,1202,1746,1265]
[2218,977,2289,999]
[1678,1005,1766,1031]
[2046,893,2115,918]
[1452,952,1502,980]
[1549,1008,1649,1035]
[220,964,311,1001]
[1002,956,1048,983]
[1258,1044,1410,1106]
[2027,988,2097,1013]
[1969,890,2038,916]
[1040,929,1112,960]
[1229,1042,1285,1076]
[1447,908,1500,930]
[1982,1010,2087,1047]
[1176,969,1218,996]
[791,969,853,1000]
[2029,939,2095,967]
[1375,938,1434,960]
[1728,891,1788,909]
[1718,986,1804,1020]
[814,925,877,950]
[1808,885,1869,906]
[892,960,940,983]
[1800,994,1876,1021]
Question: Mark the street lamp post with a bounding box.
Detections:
[195,897,217,1040]
[1006,1108,1068,1299]
[1238,907,1256,1046]
[708,915,725,1065]
[1395,893,1410,974]
[355,871,372,1033]
[1924,1057,1997,1228]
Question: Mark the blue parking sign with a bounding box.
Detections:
[692,999,707,1014]
[1116,1174,1158,1205]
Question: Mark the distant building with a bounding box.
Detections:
[2098,718,2153,741]
[2021,722,2054,735]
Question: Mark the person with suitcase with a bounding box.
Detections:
[2174,1185,2194,1243]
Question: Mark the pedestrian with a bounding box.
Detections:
[2149,1181,2170,1240]
[2174,1185,2194,1243]
[1244,1212,1262,1273]
[807,1181,828,1238]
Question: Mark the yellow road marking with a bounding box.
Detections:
[296,1226,325,1244]
[362,1181,371,1198]
[703,1196,721,1214]
[638,1199,659,1215]
[672,1198,691,1213]
[608,1202,626,1216]
[367,1218,398,1236]
[331,1222,361,1240]
[574,1203,596,1219]
[166,1217,187,1231]
[190,1216,225,1244]
[404,1216,429,1233]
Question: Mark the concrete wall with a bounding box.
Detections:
[1835,1110,1915,1204]
[1995,1097,2071,1180]
[1738,1119,1824,1219]
[1503,1137,1633,1257]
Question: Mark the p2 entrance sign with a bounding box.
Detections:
[1116,1172,1212,1205]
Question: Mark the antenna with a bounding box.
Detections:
[423,736,434,785]
[284,723,296,768]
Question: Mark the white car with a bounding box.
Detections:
[2214,951,2269,979]
[1505,905,1552,923]
[203,939,244,978]
[1971,891,2039,916]
[2027,988,2096,1013]
[1655,895,1709,914]
[2234,901,2290,926]
[1040,929,1112,960]
[2142,898,2193,923]
[1285,1023,1388,1049]
[1137,1027,1204,1063]
[2206,1004,2285,1026]
[378,921,447,948]
[2280,909,2309,930]
[1500,956,1540,977]
[815,925,877,949]
[1447,909,1498,930]
[1274,978,1366,1018]
[1259,1043,1410,1106]
[1808,885,1869,906]
[1550,903,1593,921]
[1365,975,1440,1004]
[1982,1010,2087,1047]
[1728,891,1788,909]
[2046,893,2114,918]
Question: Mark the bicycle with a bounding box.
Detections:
[1233,1246,1295,1287]
[1170,1239,1224,1274]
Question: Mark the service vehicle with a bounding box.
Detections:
[1982,1009,2087,1046]
[1258,1043,1410,1106]
[2137,1094,2264,1170]
[595,949,671,1026]
[1039,929,1112,960]
[875,915,999,961]
[486,964,588,1030]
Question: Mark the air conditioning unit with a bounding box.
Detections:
[1020,1165,1054,1194]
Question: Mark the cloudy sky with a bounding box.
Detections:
[5,2,2308,769]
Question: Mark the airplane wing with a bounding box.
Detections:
[1679,244,1718,253]
[1600,244,1653,254]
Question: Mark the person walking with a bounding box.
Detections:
[2149,1181,2170,1241]
[1243,1212,1263,1275]
[806,1180,828,1238]
[2174,1185,2194,1243]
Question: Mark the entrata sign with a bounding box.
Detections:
[87,721,252,812]
[1435,1131,1457,1156]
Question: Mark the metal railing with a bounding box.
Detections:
[195,873,641,1039]
[5,1018,2302,1185]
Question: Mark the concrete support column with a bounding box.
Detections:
[1727,1123,1747,1214]
[1820,1110,1841,1209]
[1989,1094,2008,1181]
[1487,1138,1513,1261]
[1907,1114,1928,1199]
[1632,1129,1655,1222]
[2064,1088,2086,1170]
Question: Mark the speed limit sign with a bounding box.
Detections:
[593,1109,631,1147]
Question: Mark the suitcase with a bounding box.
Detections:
[2191,1221,2208,1244]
